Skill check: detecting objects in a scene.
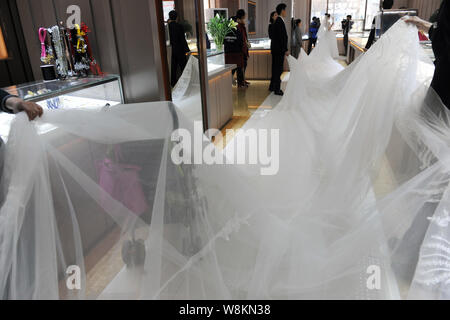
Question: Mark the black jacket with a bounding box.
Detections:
[268,24,274,40]
[224,28,244,54]
[270,17,288,56]
[168,21,190,56]
[0,89,14,114]
[341,20,354,35]
[430,0,450,108]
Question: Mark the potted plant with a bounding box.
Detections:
[207,14,238,51]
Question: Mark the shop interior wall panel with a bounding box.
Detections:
[0,0,33,87]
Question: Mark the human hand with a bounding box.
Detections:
[6,97,44,121]
[403,16,433,33]
[19,101,44,121]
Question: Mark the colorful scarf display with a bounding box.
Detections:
[38,22,103,79]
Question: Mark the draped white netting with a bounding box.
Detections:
[1,20,450,300]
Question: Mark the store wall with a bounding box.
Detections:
[407,0,442,20]
[248,0,293,39]
[293,0,311,34]
[15,0,165,103]
[0,0,33,87]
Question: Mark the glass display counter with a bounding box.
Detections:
[0,75,123,140]
[249,38,271,50]
[207,49,225,73]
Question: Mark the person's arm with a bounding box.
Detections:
[402,16,433,33]
[282,22,289,55]
[0,89,43,120]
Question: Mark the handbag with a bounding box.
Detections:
[96,146,149,216]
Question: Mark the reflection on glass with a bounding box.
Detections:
[311,0,328,20]
[163,0,203,123]
[365,0,381,30]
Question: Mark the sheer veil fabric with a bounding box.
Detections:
[1,20,450,299]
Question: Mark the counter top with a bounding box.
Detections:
[208,64,236,80]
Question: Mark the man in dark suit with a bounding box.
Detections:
[342,15,354,55]
[269,3,289,96]
[168,10,190,87]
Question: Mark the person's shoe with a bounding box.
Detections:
[238,83,248,89]
[274,90,284,96]
[245,81,251,86]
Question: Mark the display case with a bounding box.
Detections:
[247,38,274,80]
[249,38,271,50]
[375,9,418,38]
[207,49,225,73]
[0,75,123,140]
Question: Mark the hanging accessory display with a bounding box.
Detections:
[59,22,76,76]
[37,22,101,79]
[39,27,47,62]
[49,26,69,78]
[75,24,87,54]
[71,24,91,74]
[39,27,56,81]
[81,23,103,76]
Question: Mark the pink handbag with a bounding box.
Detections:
[96,147,149,216]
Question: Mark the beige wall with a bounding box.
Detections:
[407,0,442,19]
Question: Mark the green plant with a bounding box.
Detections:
[207,14,238,50]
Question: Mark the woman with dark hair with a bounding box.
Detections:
[236,9,250,86]
[268,11,278,40]
[404,0,450,109]
[291,19,303,59]
[168,10,190,87]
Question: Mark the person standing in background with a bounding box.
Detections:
[342,15,354,55]
[269,3,289,96]
[269,11,278,40]
[168,10,190,87]
[225,16,246,88]
[236,9,250,87]
[291,19,303,59]
[308,17,319,55]
[404,0,449,109]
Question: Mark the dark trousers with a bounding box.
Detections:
[171,53,188,87]
[270,54,284,92]
[344,33,349,56]
[243,57,248,80]
[232,67,245,85]
[307,38,317,55]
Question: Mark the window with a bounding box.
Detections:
[311,0,381,32]
[163,0,175,21]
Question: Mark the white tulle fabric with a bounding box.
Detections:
[1,20,450,300]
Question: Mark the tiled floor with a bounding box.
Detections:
[214,74,288,149]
